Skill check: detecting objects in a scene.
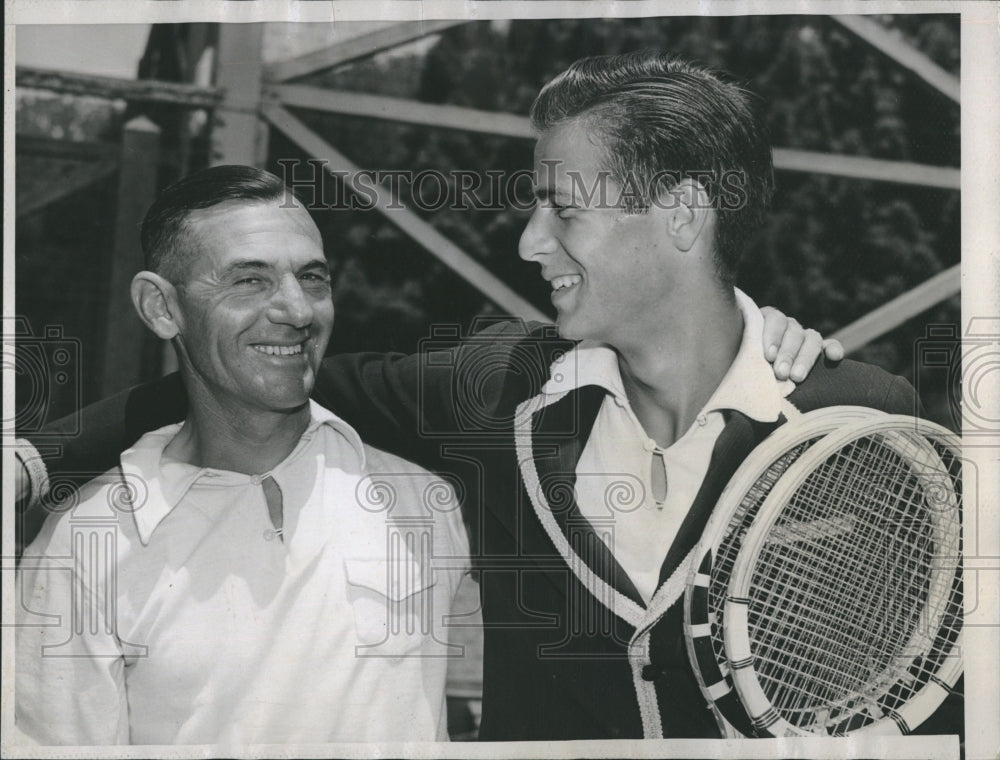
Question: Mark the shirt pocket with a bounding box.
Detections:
[344,557,438,654]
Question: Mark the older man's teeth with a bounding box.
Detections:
[551,275,582,291]
[254,344,303,356]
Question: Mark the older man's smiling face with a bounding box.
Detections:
[171,199,333,416]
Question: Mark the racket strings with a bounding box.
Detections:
[707,443,816,667]
[894,438,964,694]
[743,433,960,730]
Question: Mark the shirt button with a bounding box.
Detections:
[263,529,277,541]
[697,413,707,427]
[642,439,656,452]
[251,475,262,486]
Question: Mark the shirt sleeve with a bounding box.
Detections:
[15,512,130,746]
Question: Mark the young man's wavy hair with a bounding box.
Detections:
[530,51,774,286]
[140,165,293,284]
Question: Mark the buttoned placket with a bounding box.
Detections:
[618,394,711,511]
[196,469,285,544]
[245,473,284,543]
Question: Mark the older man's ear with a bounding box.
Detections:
[131,272,181,341]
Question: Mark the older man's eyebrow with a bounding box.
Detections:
[297,259,332,275]
[220,260,271,277]
[220,258,328,273]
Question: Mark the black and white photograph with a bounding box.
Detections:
[3,2,998,759]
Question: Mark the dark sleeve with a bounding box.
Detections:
[25,372,188,491]
[24,319,550,498]
[882,372,927,418]
[313,319,554,466]
[790,358,926,418]
[310,350,460,464]
[23,350,440,490]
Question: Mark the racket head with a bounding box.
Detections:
[684,406,888,736]
[722,416,963,737]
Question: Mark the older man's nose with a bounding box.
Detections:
[269,276,313,328]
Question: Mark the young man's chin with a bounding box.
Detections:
[554,314,595,343]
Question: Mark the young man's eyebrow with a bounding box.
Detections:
[533,186,572,205]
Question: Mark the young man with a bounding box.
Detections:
[16,167,470,745]
[15,56,884,741]
[306,53,930,740]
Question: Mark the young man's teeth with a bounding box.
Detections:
[254,344,303,356]
[551,275,582,291]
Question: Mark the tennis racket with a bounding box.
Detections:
[685,410,963,738]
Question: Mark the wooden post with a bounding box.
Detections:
[101,116,161,397]
[212,24,268,167]
[830,264,961,355]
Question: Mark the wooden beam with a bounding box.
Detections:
[16,136,119,161]
[267,87,958,189]
[830,15,960,104]
[211,24,268,167]
[831,264,961,354]
[262,103,548,324]
[102,116,161,397]
[16,160,119,218]
[773,148,959,190]
[264,20,469,83]
[268,84,534,139]
[16,66,221,108]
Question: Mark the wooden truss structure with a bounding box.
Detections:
[16,16,961,358]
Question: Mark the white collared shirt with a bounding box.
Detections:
[16,401,471,746]
[543,290,795,602]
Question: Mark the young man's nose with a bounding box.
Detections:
[518,206,558,262]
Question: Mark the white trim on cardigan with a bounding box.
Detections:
[514,391,646,630]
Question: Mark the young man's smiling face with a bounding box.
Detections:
[171,199,334,416]
[519,118,680,349]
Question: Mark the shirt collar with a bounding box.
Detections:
[121,400,366,546]
[705,289,796,420]
[540,288,794,421]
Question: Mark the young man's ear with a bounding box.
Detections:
[131,272,181,340]
[661,178,712,253]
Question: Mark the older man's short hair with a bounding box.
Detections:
[140,165,292,283]
[530,51,774,285]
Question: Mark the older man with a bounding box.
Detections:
[16,166,470,745]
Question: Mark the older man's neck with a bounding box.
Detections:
[616,287,742,450]
[165,397,312,476]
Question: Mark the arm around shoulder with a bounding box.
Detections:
[19,372,187,509]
